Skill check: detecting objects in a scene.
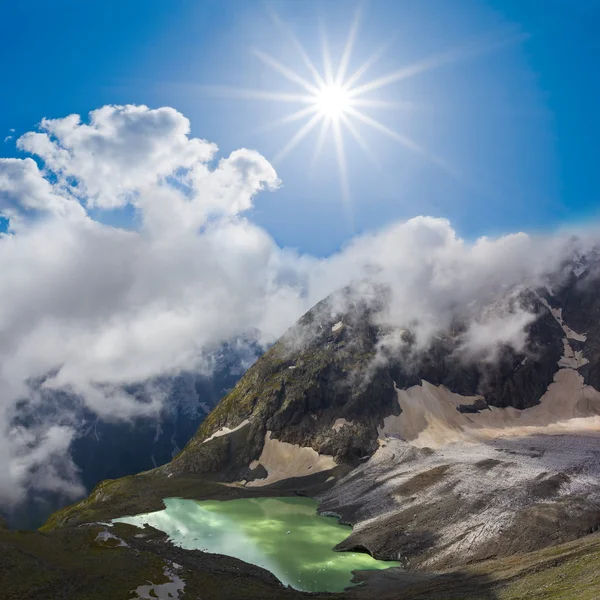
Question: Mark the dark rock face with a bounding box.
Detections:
[483,301,564,409]
[173,292,402,475]
[172,278,583,480]
[553,268,600,389]
[37,260,600,588]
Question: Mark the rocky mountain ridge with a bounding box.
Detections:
[159,258,600,569]
[28,253,600,599]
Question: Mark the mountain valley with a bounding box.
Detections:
[5,257,600,599]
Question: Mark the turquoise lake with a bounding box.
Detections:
[113,496,400,592]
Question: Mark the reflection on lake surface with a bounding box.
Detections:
[113,496,399,592]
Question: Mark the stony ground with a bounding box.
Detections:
[3,472,600,600]
[21,276,600,599]
[319,434,600,569]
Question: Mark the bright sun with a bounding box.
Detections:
[214,5,516,220]
[314,84,351,118]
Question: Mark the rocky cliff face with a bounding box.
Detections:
[169,283,566,478]
[164,260,600,567]
[37,255,600,600]
[171,292,400,477]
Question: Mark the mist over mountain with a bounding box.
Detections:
[2,0,600,596]
[27,246,600,599]
[165,253,600,569]
[3,341,258,528]
[2,103,600,531]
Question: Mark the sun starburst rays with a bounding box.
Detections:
[310,118,332,172]
[251,48,319,95]
[256,8,433,222]
[335,5,362,86]
[274,111,323,163]
[210,7,527,225]
[332,116,351,222]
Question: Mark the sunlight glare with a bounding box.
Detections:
[220,6,525,224]
[314,84,351,118]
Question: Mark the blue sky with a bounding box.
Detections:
[1,0,599,256]
[2,0,600,508]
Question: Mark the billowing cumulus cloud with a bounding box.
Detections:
[318,217,588,352]
[17,105,218,208]
[0,104,595,507]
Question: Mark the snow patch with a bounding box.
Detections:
[332,418,352,432]
[559,339,589,369]
[381,373,600,449]
[539,296,587,341]
[514,356,528,371]
[245,431,336,487]
[95,527,128,547]
[203,419,250,444]
[132,563,185,600]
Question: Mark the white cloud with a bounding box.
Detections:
[0,157,85,227]
[316,217,584,350]
[0,103,596,507]
[17,106,217,208]
[8,423,85,504]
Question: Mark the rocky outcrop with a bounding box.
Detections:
[171,292,402,477]
[164,265,600,570]
[170,283,571,481]
[41,258,600,585]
